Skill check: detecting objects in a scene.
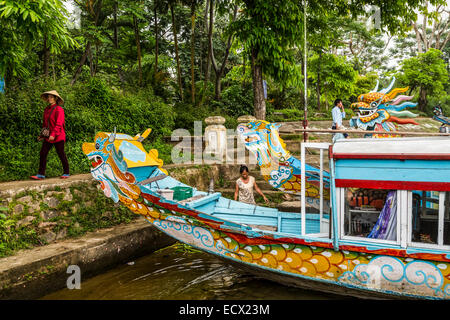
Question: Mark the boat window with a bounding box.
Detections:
[411,191,450,246]
[344,188,397,241]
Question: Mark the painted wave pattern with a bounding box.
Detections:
[144,201,450,299]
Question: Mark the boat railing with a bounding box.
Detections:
[293,128,450,136]
[301,142,331,238]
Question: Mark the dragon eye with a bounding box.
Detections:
[370,101,378,108]
[95,143,100,150]
[247,124,252,129]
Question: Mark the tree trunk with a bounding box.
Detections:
[43,35,50,77]
[202,0,210,78]
[154,2,159,74]
[170,4,183,100]
[133,15,142,86]
[71,0,103,86]
[316,52,321,111]
[70,41,91,86]
[190,3,196,103]
[215,75,222,100]
[418,86,427,111]
[200,0,213,106]
[210,4,237,100]
[89,44,94,76]
[113,1,123,83]
[251,47,266,120]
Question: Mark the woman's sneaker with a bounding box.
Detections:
[60,174,70,179]
[31,174,45,180]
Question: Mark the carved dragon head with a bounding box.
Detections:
[236,120,290,166]
[82,128,166,203]
[350,77,419,132]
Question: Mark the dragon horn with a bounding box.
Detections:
[109,127,117,143]
[370,80,379,93]
[379,77,396,94]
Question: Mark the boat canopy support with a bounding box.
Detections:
[301,142,331,238]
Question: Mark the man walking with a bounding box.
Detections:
[331,98,348,140]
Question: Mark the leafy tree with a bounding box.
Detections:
[230,0,305,120]
[0,0,76,87]
[308,53,358,110]
[397,48,448,111]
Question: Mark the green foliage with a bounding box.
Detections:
[397,48,448,96]
[0,212,40,257]
[0,0,77,81]
[211,83,254,117]
[308,53,358,107]
[0,76,175,181]
[230,0,304,87]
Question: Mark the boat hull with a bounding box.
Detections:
[139,202,450,300]
[82,131,450,300]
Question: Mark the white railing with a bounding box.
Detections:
[301,142,331,237]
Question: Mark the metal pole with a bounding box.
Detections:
[303,0,308,143]
[319,148,323,231]
[301,141,306,235]
[294,128,450,136]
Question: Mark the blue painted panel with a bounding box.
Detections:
[127,166,157,182]
[280,218,301,234]
[193,202,216,214]
[335,159,450,182]
[186,192,221,208]
[212,213,277,227]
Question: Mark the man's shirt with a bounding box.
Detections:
[332,106,346,128]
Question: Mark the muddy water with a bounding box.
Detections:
[41,244,346,300]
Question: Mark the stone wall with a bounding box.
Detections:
[0,176,138,258]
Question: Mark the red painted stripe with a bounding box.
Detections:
[335,179,450,191]
[332,153,450,160]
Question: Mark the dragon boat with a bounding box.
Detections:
[82,81,450,299]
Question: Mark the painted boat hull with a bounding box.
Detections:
[82,132,450,300]
[135,191,450,300]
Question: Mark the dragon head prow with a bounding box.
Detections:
[350,77,419,133]
[236,120,290,166]
[82,128,167,203]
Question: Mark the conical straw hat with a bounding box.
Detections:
[41,90,64,105]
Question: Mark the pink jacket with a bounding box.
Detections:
[43,104,66,143]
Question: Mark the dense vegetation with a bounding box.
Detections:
[0,0,448,181]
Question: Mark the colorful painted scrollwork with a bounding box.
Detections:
[237,120,330,199]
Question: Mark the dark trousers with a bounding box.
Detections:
[332,124,348,138]
[38,140,70,175]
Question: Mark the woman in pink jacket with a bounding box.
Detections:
[31,90,70,180]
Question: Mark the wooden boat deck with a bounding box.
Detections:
[136,169,329,236]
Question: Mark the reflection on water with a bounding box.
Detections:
[41,244,346,300]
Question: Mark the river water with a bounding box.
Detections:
[41,243,348,300]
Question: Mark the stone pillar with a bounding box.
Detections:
[204,116,227,164]
[237,115,256,125]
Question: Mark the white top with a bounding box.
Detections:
[332,106,346,127]
[236,176,256,204]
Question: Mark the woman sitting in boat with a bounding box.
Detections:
[234,165,269,205]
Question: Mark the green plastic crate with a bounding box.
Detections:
[171,186,193,201]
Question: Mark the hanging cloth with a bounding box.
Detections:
[367,191,397,240]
